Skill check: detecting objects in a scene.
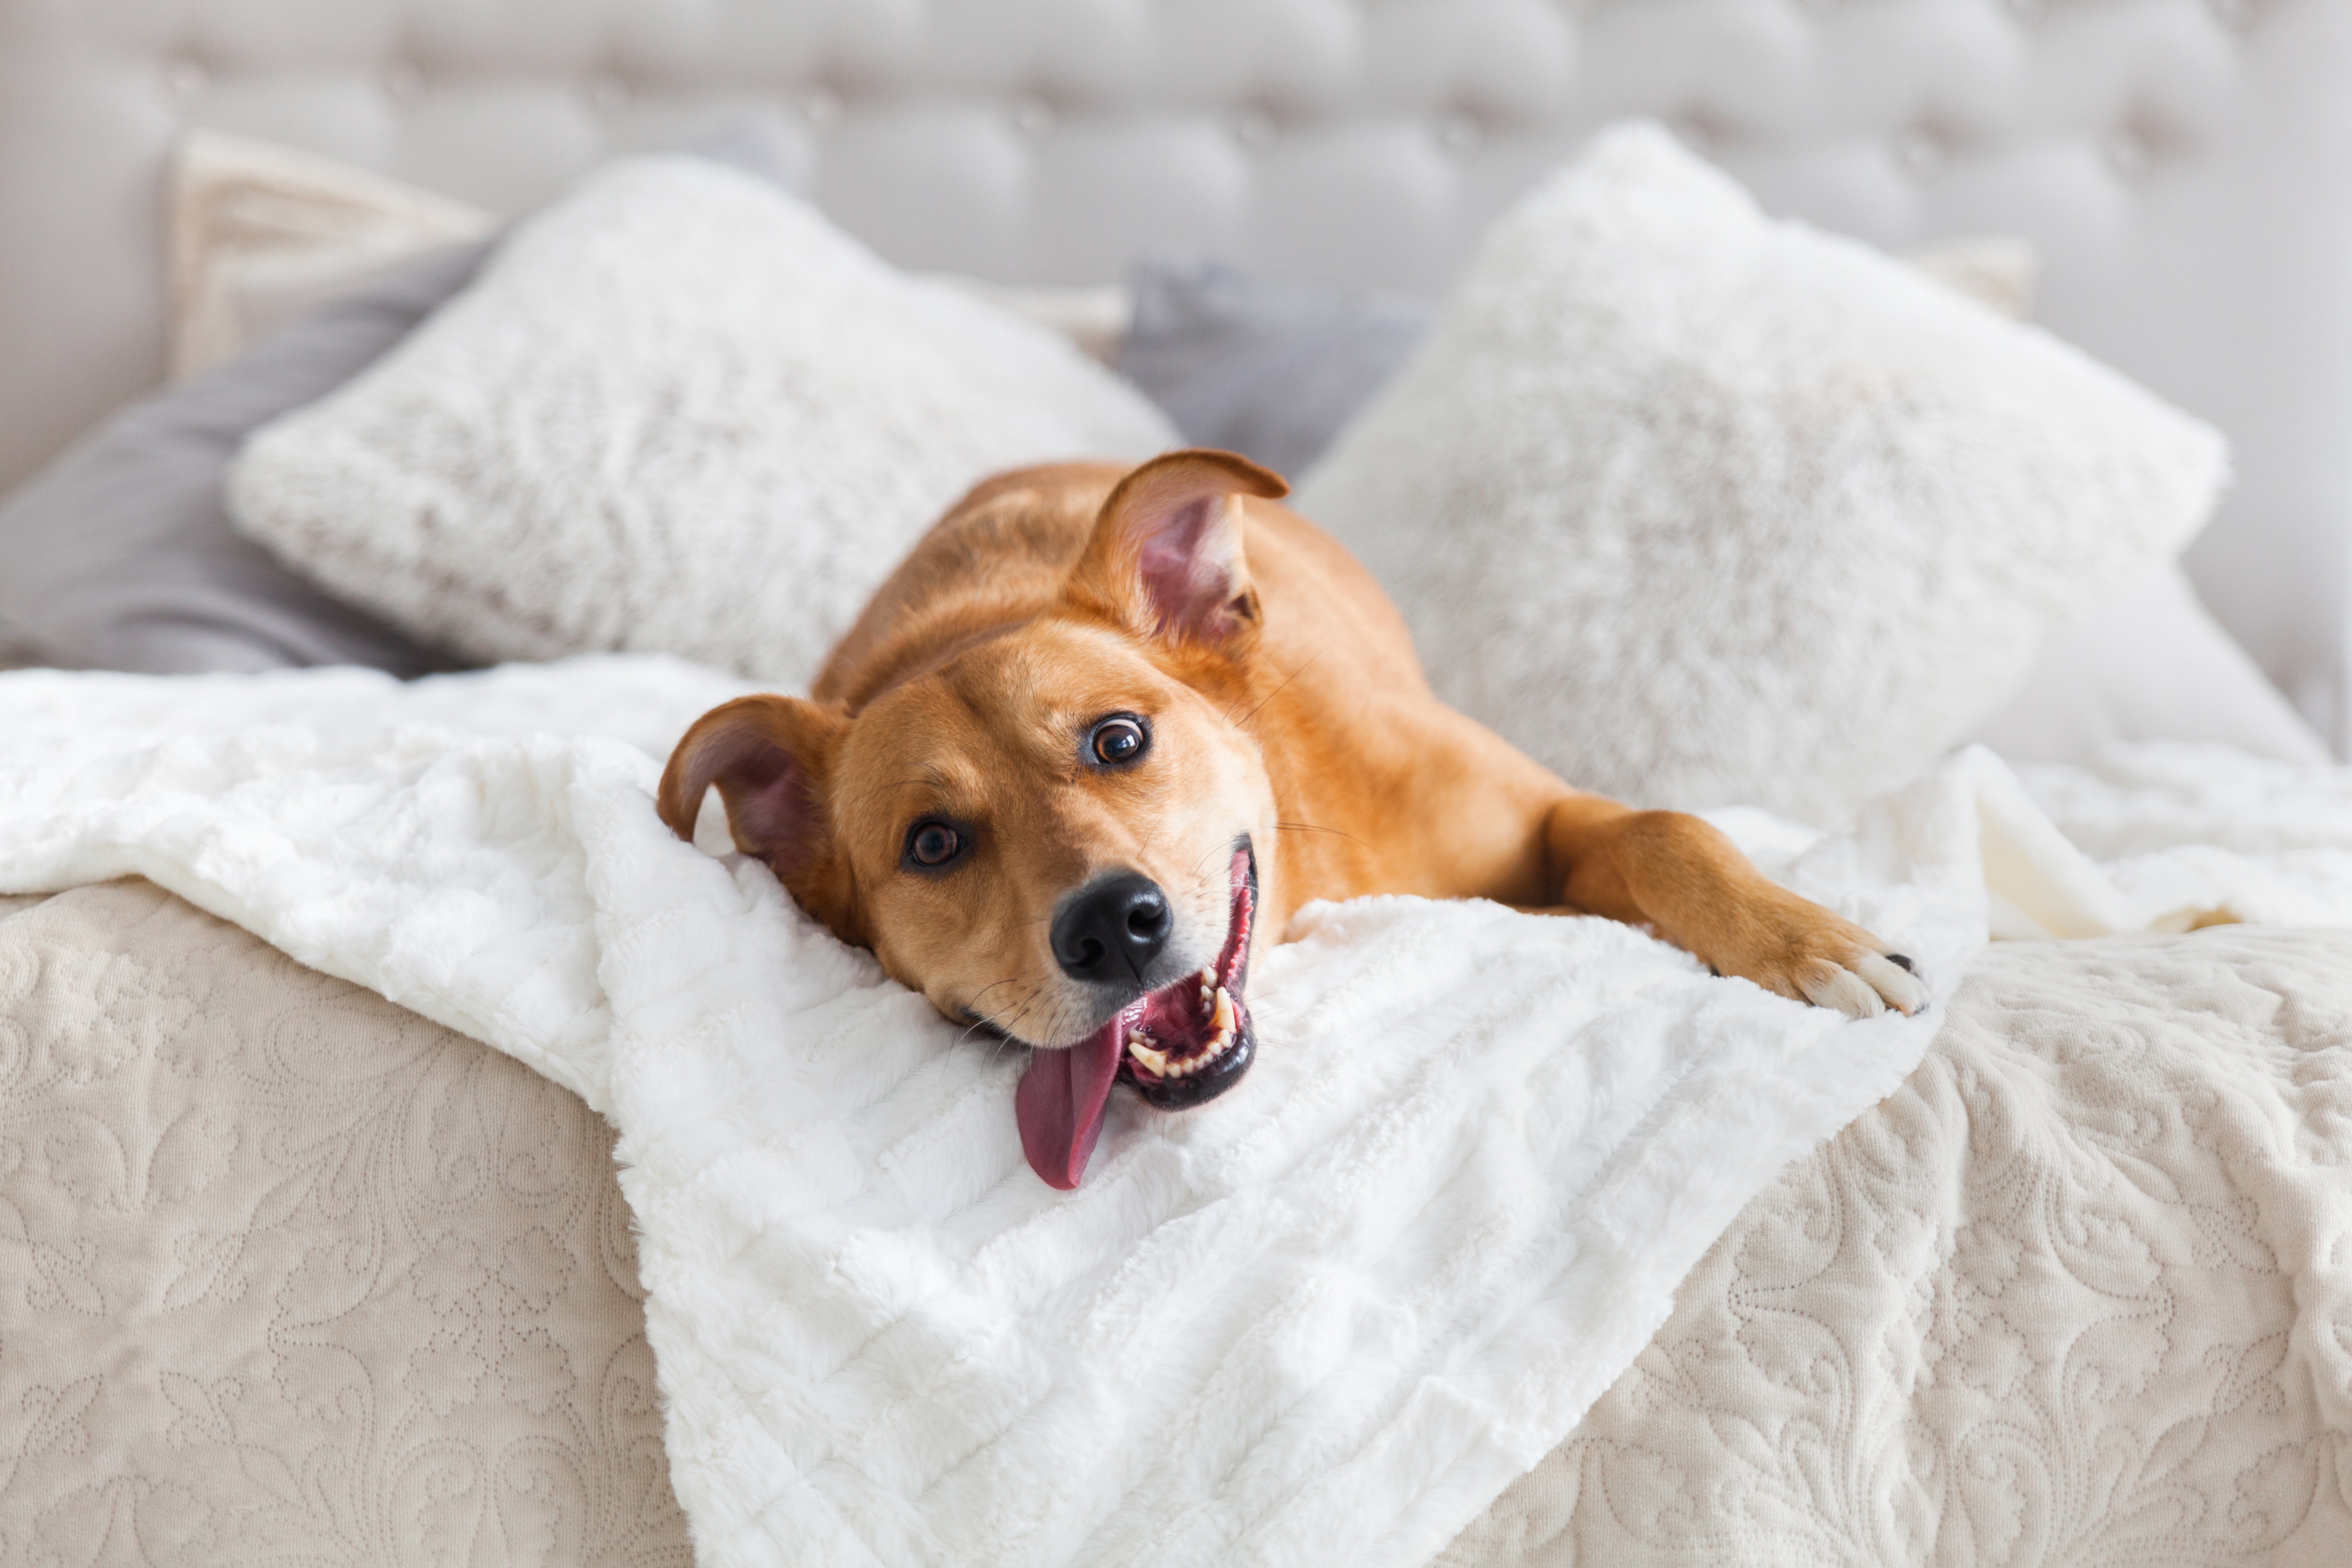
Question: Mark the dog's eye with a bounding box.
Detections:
[1088,715,1150,767]
[904,820,963,869]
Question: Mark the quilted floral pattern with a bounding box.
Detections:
[0,881,690,1566]
[1444,928,2352,1567]
[10,883,2352,1566]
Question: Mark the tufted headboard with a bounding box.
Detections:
[6,0,2352,745]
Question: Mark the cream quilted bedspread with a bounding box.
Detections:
[0,881,693,1565]
[1448,925,2352,1565]
[4,891,2348,1566]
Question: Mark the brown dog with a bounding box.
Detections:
[659,450,1925,1188]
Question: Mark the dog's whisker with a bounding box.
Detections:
[1227,652,1320,732]
[955,978,1027,1050]
[996,983,1045,1031]
[1187,838,1230,880]
[1275,819,1365,846]
[966,980,1055,1060]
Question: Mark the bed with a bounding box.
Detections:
[5,3,2352,1564]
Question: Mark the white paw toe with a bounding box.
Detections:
[1856,952,1929,1016]
[1801,965,1885,1019]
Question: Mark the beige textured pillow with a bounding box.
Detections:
[169,130,495,379]
[171,130,1133,373]
[1900,236,2038,321]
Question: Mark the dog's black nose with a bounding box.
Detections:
[1052,872,1172,983]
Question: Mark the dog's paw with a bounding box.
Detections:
[1712,894,1929,1020]
[1793,947,1928,1020]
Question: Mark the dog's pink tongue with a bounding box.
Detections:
[1015,1024,1124,1190]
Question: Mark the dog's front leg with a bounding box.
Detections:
[1543,794,1927,1018]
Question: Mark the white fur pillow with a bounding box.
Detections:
[1294,123,2228,825]
[230,157,1175,688]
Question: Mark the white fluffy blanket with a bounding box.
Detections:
[0,659,2343,1568]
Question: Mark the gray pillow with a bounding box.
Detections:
[0,244,490,675]
[1117,259,1433,483]
[0,124,804,677]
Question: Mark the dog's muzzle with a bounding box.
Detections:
[1012,840,1258,1188]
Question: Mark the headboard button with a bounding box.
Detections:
[1010,96,1056,137]
[1669,112,1718,156]
[381,60,423,100]
[1230,107,1276,152]
[1436,111,1483,156]
[1895,128,1943,178]
[163,59,208,100]
[2104,126,2151,178]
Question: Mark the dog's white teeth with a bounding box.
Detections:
[1200,965,1216,987]
[1128,985,1244,1083]
[1127,1031,1171,1078]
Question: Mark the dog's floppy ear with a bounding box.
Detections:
[658,694,849,888]
[1065,449,1289,648]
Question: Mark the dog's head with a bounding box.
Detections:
[658,451,1290,1188]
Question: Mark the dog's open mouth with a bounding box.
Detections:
[1014,842,1258,1190]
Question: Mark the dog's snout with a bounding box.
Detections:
[1052,872,1172,983]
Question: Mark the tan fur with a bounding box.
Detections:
[658,452,1921,1047]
